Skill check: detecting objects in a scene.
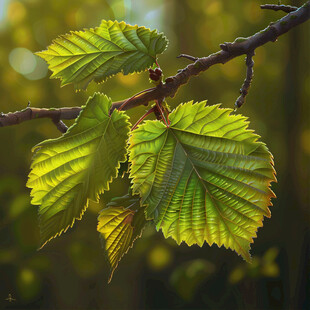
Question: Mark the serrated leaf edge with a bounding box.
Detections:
[36,21,169,91]
[97,206,147,283]
[129,101,277,262]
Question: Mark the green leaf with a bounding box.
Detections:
[27,93,130,247]
[129,101,276,261]
[36,20,168,90]
[97,194,146,282]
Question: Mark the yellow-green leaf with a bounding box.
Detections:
[98,194,146,282]
[36,20,168,90]
[27,93,130,247]
[129,101,276,261]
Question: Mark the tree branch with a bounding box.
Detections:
[1,1,309,130]
[0,107,81,130]
[260,4,298,13]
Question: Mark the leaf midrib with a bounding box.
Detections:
[34,112,120,203]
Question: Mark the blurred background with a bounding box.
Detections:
[0,0,309,309]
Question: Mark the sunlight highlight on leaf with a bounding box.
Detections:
[97,194,146,282]
[36,20,168,90]
[27,93,131,247]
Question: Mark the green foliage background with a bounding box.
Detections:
[0,0,309,309]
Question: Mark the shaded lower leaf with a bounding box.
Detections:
[129,101,276,261]
[98,194,146,282]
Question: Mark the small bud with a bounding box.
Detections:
[149,73,160,81]
[155,68,162,76]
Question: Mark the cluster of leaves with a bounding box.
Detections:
[27,20,276,282]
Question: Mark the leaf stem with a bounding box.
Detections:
[155,100,169,127]
[118,87,156,111]
[131,107,155,131]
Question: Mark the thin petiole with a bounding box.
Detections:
[118,87,156,111]
[156,100,168,127]
[131,107,156,131]
[164,107,170,126]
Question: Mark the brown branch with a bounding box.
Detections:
[235,51,255,109]
[0,1,309,130]
[0,107,81,131]
[260,4,298,13]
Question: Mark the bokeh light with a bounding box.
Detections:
[147,244,173,271]
[170,259,216,301]
[0,0,10,25]
[17,268,41,301]
[8,0,27,25]
[9,47,48,80]
[9,47,36,75]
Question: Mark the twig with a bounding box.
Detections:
[52,119,68,133]
[177,54,198,62]
[0,1,309,129]
[235,51,255,110]
[261,4,298,13]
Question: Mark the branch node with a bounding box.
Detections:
[165,77,174,84]
[220,43,229,52]
[267,22,280,41]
